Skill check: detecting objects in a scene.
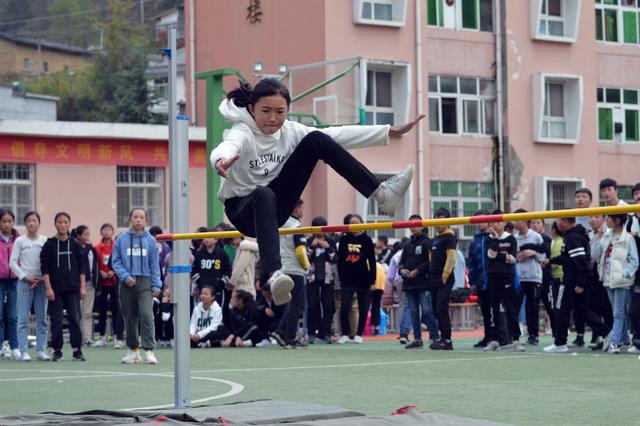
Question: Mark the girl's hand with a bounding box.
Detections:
[79,286,86,300]
[46,288,55,302]
[127,277,136,287]
[389,114,426,137]
[215,155,241,178]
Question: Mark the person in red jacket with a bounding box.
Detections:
[0,209,19,360]
[93,223,124,348]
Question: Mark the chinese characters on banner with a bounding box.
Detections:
[0,137,208,168]
[247,0,263,24]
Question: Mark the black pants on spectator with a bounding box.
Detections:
[190,327,230,348]
[591,281,613,330]
[154,302,174,342]
[487,273,520,343]
[275,274,305,343]
[370,289,384,327]
[49,290,82,352]
[230,322,261,346]
[340,288,371,337]
[96,285,124,339]
[553,280,610,346]
[429,278,454,341]
[224,131,380,284]
[477,289,492,341]
[306,280,335,339]
[630,291,640,344]
[541,280,556,338]
[518,281,540,338]
[255,309,281,340]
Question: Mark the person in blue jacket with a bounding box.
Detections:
[467,210,491,348]
[112,208,161,365]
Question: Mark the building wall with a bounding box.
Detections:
[0,86,57,120]
[0,38,91,76]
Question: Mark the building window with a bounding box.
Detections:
[353,0,407,27]
[595,0,640,44]
[597,86,639,143]
[542,81,566,139]
[43,61,49,73]
[0,164,34,221]
[546,180,580,210]
[152,78,168,102]
[540,0,565,36]
[428,75,496,136]
[362,61,410,126]
[365,70,394,125]
[428,0,494,32]
[532,0,581,42]
[23,58,29,71]
[430,180,495,240]
[116,166,164,228]
[533,73,582,144]
[359,173,412,239]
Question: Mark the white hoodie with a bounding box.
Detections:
[210,99,390,202]
[189,301,223,339]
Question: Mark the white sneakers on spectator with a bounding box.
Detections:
[352,335,363,344]
[20,352,31,361]
[36,351,50,361]
[513,341,526,352]
[372,165,414,215]
[543,344,569,353]
[267,269,294,305]
[121,349,142,364]
[256,339,272,348]
[144,350,158,364]
[113,340,124,349]
[336,335,350,344]
[11,348,21,360]
[482,341,500,352]
[93,338,106,347]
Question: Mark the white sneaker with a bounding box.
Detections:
[113,340,124,349]
[336,335,350,345]
[121,349,142,364]
[543,344,569,353]
[93,338,106,347]
[20,352,31,361]
[482,341,501,352]
[256,338,272,348]
[373,165,414,215]
[627,345,640,353]
[267,270,294,306]
[608,343,620,354]
[144,350,158,364]
[352,335,363,344]
[1,342,10,358]
[513,341,526,352]
[11,348,21,360]
[37,351,50,361]
[602,331,612,352]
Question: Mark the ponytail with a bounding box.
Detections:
[226,78,291,109]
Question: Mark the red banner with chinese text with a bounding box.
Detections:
[0,136,208,168]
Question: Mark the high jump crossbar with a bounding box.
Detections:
[156,205,640,241]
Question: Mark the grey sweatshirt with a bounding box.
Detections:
[515,229,545,284]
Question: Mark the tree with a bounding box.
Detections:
[47,0,99,49]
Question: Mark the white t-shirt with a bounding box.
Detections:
[210,99,390,202]
[10,235,47,280]
[190,301,223,338]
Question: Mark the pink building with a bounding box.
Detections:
[1,0,639,243]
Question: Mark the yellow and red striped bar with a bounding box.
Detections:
[156,204,640,241]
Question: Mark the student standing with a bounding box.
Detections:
[0,209,19,360]
[10,211,48,361]
[428,209,457,351]
[468,211,492,348]
[112,208,162,364]
[73,226,98,346]
[41,212,87,362]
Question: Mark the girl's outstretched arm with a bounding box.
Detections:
[388,114,426,137]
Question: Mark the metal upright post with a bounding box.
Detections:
[167,27,191,408]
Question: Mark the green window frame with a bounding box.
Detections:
[595,0,640,44]
[598,86,640,143]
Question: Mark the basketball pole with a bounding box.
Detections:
[157,204,640,242]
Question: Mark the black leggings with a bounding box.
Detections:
[306,280,335,339]
[370,289,384,327]
[224,131,379,284]
[340,288,371,337]
[49,291,82,351]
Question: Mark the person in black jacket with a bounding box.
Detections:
[223,289,261,347]
[484,212,521,352]
[399,215,436,349]
[529,219,556,342]
[254,286,286,346]
[545,217,610,353]
[72,225,99,347]
[191,230,232,319]
[336,214,376,344]
[41,212,87,362]
[306,216,337,344]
